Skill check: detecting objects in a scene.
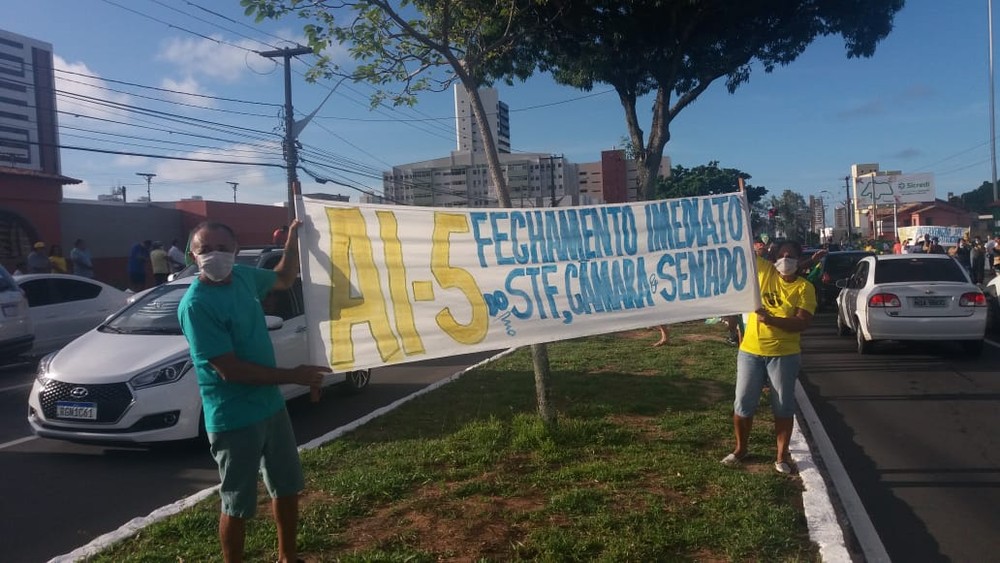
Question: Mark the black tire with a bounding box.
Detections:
[343,369,371,394]
[856,320,873,354]
[962,340,984,357]
[836,311,850,337]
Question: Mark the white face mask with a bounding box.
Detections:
[197,251,235,282]
[775,257,798,276]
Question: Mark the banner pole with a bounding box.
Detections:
[292,181,322,403]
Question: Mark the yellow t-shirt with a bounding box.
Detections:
[740,256,816,356]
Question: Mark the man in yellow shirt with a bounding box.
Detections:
[722,240,820,474]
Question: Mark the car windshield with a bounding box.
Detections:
[235,253,261,266]
[102,284,189,335]
[825,253,872,276]
[873,258,967,284]
[0,266,17,292]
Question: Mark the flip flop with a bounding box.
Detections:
[720,452,749,466]
[774,460,793,474]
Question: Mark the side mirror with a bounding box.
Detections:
[835,279,848,289]
[265,315,284,330]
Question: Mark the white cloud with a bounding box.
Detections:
[145,141,288,204]
[112,154,150,168]
[53,55,131,124]
[157,35,268,83]
[62,179,95,198]
[160,77,216,109]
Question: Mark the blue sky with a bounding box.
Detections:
[5,0,998,216]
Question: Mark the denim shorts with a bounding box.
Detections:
[734,350,800,418]
[208,407,304,518]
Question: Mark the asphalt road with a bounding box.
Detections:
[0,351,498,563]
[800,312,1000,563]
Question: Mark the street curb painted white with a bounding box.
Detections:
[48,348,521,563]
[795,380,891,563]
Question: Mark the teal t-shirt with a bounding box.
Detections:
[177,264,284,432]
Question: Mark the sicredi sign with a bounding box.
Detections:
[857,172,935,204]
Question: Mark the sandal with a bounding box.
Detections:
[774,460,793,474]
[720,451,749,466]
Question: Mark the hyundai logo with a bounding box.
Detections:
[69,387,89,399]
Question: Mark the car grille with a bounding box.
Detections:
[38,378,134,423]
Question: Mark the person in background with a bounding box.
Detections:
[892,238,902,255]
[954,238,971,274]
[178,220,327,563]
[149,241,170,285]
[70,239,95,278]
[929,237,945,255]
[970,237,986,285]
[272,225,288,247]
[27,242,51,274]
[48,244,68,274]
[722,240,821,475]
[127,240,151,292]
[12,262,27,276]
[986,236,997,273]
[167,239,187,273]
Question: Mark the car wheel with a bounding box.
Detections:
[344,369,371,393]
[836,311,850,337]
[961,340,984,357]
[856,320,873,354]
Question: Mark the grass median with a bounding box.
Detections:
[91,322,817,562]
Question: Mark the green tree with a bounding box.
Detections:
[538,0,904,201]
[242,0,560,427]
[655,161,767,205]
[959,181,998,213]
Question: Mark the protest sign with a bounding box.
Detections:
[299,194,760,371]
[896,225,968,247]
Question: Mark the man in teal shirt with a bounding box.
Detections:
[178,219,327,563]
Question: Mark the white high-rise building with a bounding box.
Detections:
[383,87,577,208]
[454,85,510,154]
[0,29,61,175]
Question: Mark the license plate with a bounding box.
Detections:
[56,401,97,420]
[912,297,947,308]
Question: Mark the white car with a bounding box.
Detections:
[987,273,1000,332]
[835,254,987,355]
[15,273,127,355]
[0,265,33,360]
[27,275,371,444]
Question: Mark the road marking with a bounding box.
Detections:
[796,381,891,563]
[0,382,33,394]
[0,435,37,451]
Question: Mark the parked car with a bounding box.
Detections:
[14,273,127,355]
[27,274,371,444]
[169,246,284,282]
[0,265,33,360]
[811,251,875,310]
[835,254,987,355]
[986,273,1000,332]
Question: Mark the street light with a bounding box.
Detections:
[136,172,155,203]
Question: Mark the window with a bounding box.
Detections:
[52,278,102,302]
[262,279,304,321]
[874,258,966,284]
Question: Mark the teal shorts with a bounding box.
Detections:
[208,407,304,518]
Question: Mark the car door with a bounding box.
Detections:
[22,278,108,351]
[262,279,309,398]
[843,261,869,330]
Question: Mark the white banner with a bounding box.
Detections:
[856,172,935,205]
[896,225,969,247]
[299,194,760,371]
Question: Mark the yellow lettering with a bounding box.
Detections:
[376,210,425,356]
[327,207,402,370]
[431,213,488,344]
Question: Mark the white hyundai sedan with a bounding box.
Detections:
[835,254,987,355]
[27,276,371,444]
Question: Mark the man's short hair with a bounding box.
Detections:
[191,221,237,242]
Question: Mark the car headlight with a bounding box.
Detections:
[129,359,191,390]
[36,352,56,380]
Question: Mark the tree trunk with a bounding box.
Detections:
[462,78,556,427]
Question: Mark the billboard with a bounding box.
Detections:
[856,172,935,205]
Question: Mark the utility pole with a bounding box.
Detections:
[844,175,853,242]
[259,45,313,222]
[136,173,155,203]
[228,181,239,203]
